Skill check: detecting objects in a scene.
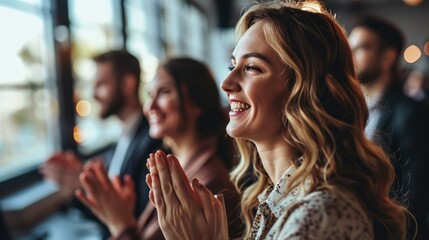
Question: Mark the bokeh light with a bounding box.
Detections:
[76,100,91,116]
[403,0,424,6]
[73,126,84,143]
[424,41,429,56]
[404,45,421,63]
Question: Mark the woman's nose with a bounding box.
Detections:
[221,72,240,93]
[143,97,157,116]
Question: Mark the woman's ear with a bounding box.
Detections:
[381,48,398,71]
[122,74,138,95]
[181,86,202,119]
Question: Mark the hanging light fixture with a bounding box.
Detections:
[403,0,424,6]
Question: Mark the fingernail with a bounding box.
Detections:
[155,153,164,166]
[166,155,174,165]
[156,150,166,157]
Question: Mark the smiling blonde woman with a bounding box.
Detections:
[146,1,408,240]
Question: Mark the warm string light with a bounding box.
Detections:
[424,41,429,56]
[404,45,422,63]
[73,126,84,143]
[403,0,424,6]
[76,100,91,116]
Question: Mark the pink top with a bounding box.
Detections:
[114,138,242,240]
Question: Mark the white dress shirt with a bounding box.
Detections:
[108,111,142,177]
[364,93,382,140]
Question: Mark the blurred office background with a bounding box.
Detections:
[0,0,428,239]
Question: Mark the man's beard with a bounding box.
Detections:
[100,92,125,119]
[357,68,382,86]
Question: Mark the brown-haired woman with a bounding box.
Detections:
[76,57,242,239]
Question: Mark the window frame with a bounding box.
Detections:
[0,0,210,196]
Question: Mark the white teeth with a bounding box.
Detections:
[230,102,251,112]
[149,115,161,122]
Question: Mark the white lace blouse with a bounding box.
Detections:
[249,166,374,240]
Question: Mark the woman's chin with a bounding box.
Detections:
[226,125,243,139]
[149,129,164,139]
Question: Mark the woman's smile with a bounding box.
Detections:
[229,99,251,116]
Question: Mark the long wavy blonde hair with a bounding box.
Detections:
[230,1,407,239]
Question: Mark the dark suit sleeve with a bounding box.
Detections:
[393,102,429,239]
[131,157,151,218]
[0,210,12,240]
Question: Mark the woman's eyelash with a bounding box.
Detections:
[228,64,261,72]
[160,89,171,94]
[245,64,261,72]
[228,64,235,71]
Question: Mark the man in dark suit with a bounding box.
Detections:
[349,16,429,239]
[40,50,161,222]
[0,210,12,240]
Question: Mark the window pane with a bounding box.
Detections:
[0,5,59,181]
[125,0,147,33]
[184,6,208,60]
[69,0,123,153]
[69,0,118,28]
[125,0,162,58]
[0,89,59,181]
[16,0,42,7]
[125,0,160,82]
[164,0,184,56]
[127,34,159,83]
[0,6,47,85]
[71,26,123,55]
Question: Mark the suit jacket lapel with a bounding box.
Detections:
[120,115,149,176]
[374,96,395,153]
[375,83,404,137]
[376,104,393,133]
[102,143,116,167]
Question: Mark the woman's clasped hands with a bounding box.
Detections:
[146,150,228,240]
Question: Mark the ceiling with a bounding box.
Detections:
[189,0,429,28]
